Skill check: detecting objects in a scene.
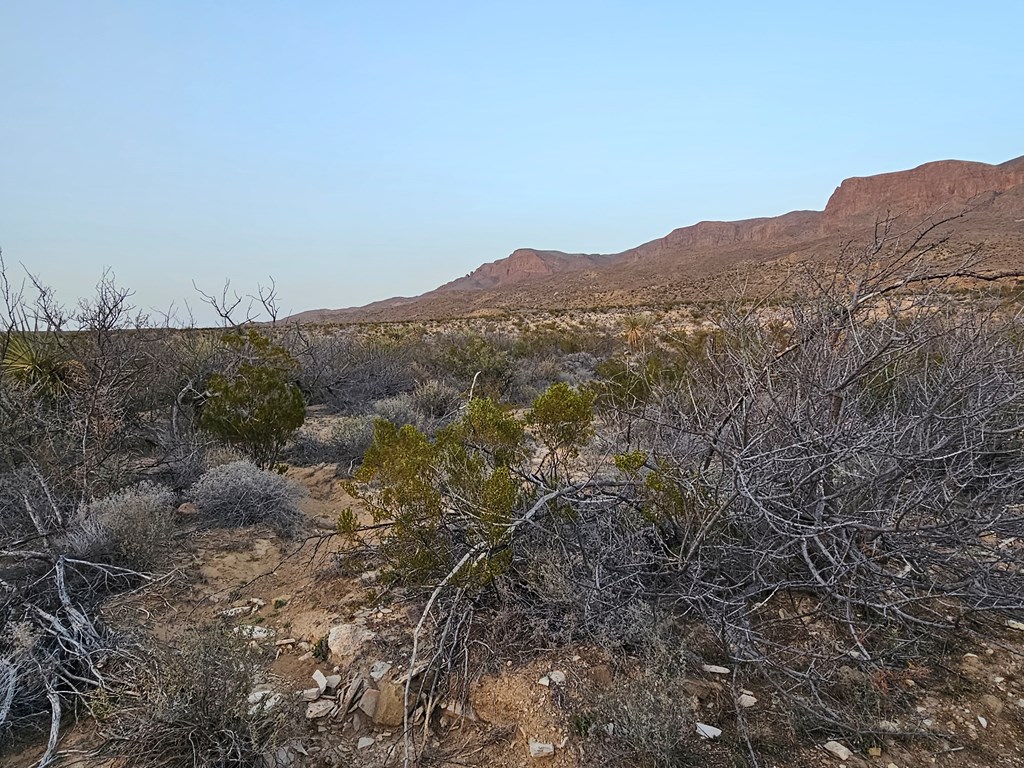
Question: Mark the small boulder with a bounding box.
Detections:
[823,741,852,761]
[327,624,376,663]
[980,693,1004,717]
[373,682,409,727]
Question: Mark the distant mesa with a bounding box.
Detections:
[289,155,1024,324]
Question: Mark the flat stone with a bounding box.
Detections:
[696,722,721,739]
[341,677,366,713]
[537,675,550,687]
[702,664,731,675]
[1006,619,1024,631]
[312,669,328,693]
[547,670,567,685]
[528,739,555,758]
[275,638,297,646]
[823,741,852,761]
[300,687,321,702]
[358,688,380,718]
[324,674,342,691]
[357,736,375,750]
[737,693,757,708]
[369,661,393,682]
[305,699,334,719]
[327,624,376,663]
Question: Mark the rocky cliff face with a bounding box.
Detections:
[436,249,610,292]
[617,210,823,265]
[823,158,1024,222]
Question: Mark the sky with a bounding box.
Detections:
[2,1,1022,322]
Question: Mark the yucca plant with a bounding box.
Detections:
[0,334,81,397]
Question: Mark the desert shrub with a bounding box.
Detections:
[372,392,421,429]
[435,331,515,399]
[285,415,376,469]
[293,332,415,411]
[103,627,295,768]
[189,461,304,537]
[580,662,697,768]
[62,482,177,572]
[199,330,306,469]
[408,378,462,424]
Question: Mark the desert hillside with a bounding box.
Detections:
[290,156,1024,324]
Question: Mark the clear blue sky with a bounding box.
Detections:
[2,1,1022,321]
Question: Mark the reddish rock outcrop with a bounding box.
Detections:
[823,158,1024,223]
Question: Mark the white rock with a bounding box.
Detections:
[369,661,393,681]
[701,664,731,675]
[548,670,567,685]
[312,669,328,693]
[979,715,988,728]
[219,606,250,618]
[274,638,297,646]
[300,687,320,702]
[528,739,555,758]
[305,699,334,719]
[324,674,342,690]
[357,736,375,750]
[823,740,852,761]
[696,723,722,739]
[537,675,550,687]
[1006,619,1024,631]
[247,690,282,715]
[233,625,276,640]
[327,624,376,662]
[738,693,757,708]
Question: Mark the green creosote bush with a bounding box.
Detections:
[189,460,305,537]
[199,330,305,469]
[351,383,595,589]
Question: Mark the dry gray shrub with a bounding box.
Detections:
[580,655,696,768]
[103,627,296,768]
[189,461,304,537]
[62,482,178,572]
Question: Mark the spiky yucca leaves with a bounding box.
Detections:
[0,334,82,397]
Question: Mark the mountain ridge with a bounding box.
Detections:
[289,155,1024,323]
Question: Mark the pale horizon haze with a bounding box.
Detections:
[2,1,1022,322]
